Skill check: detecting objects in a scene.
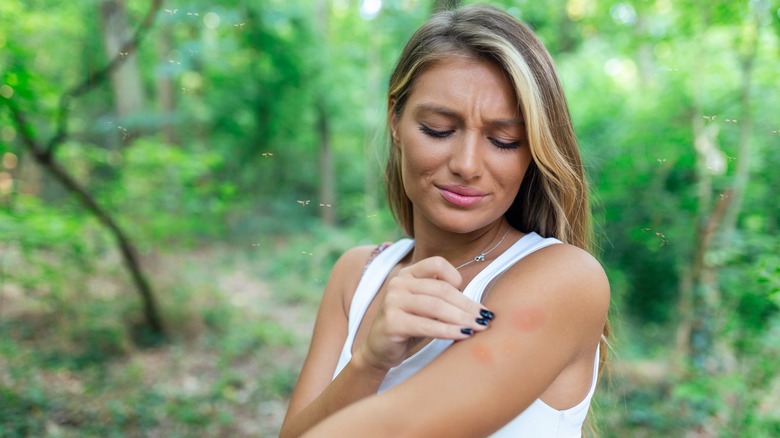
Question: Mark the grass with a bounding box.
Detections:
[0,235,321,437]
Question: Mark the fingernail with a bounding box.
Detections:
[476,318,489,326]
[460,327,474,335]
[480,309,495,320]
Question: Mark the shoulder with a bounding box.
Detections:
[333,244,378,272]
[331,242,398,277]
[329,243,393,316]
[497,241,608,299]
[531,241,605,281]
[330,244,378,290]
[488,242,609,351]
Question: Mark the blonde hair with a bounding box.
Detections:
[385,4,591,251]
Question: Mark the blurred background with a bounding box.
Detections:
[1,0,778,436]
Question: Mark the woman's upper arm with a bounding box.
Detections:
[304,243,610,437]
[282,245,374,423]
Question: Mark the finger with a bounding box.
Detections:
[402,256,462,288]
[391,311,478,341]
[389,276,487,317]
[396,293,490,332]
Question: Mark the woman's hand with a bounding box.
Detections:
[355,256,493,371]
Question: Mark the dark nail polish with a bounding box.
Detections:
[476,318,489,326]
[460,327,474,335]
[480,309,495,320]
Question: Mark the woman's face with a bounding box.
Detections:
[391,57,531,235]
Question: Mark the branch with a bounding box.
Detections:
[7,96,166,337]
[46,0,165,156]
[6,98,47,160]
[719,7,763,244]
[3,0,168,338]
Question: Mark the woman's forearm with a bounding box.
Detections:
[279,353,389,438]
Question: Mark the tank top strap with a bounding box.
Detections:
[571,343,601,413]
[463,232,561,303]
[363,241,394,273]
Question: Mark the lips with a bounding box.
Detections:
[437,184,487,208]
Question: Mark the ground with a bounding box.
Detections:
[0,244,315,437]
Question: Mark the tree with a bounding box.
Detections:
[316,0,336,227]
[3,0,166,338]
[100,0,146,122]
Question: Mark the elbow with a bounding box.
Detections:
[279,413,325,438]
[278,418,303,438]
[278,424,293,438]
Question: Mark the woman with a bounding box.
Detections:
[281,4,609,437]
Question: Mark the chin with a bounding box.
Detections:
[421,211,496,235]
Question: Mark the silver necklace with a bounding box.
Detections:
[454,227,511,270]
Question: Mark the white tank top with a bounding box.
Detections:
[332,232,600,437]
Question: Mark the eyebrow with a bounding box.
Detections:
[414,103,524,127]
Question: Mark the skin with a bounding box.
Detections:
[280,57,610,437]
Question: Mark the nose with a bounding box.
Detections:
[448,131,482,180]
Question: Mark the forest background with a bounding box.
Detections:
[1,0,779,436]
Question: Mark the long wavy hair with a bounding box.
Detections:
[385,4,590,251]
[383,5,608,434]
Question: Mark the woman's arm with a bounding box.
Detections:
[280,245,379,437]
[281,247,493,437]
[302,243,610,437]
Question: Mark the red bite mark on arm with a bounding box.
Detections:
[510,307,545,332]
[470,343,494,366]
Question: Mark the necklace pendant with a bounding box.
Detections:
[455,227,511,271]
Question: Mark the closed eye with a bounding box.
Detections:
[419,124,454,138]
[489,138,521,149]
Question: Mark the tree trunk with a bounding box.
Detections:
[317,98,336,227]
[316,0,336,227]
[674,112,717,364]
[685,1,760,376]
[719,41,757,244]
[100,0,145,126]
[673,10,763,435]
[674,264,693,370]
[5,0,166,339]
[9,105,166,338]
[156,22,177,145]
[363,30,382,233]
[18,150,42,196]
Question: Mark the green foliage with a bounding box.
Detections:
[1,0,779,436]
[0,384,48,438]
[263,220,400,304]
[264,367,298,399]
[0,242,308,437]
[108,138,231,245]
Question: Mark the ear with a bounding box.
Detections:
[388,98,399,146]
